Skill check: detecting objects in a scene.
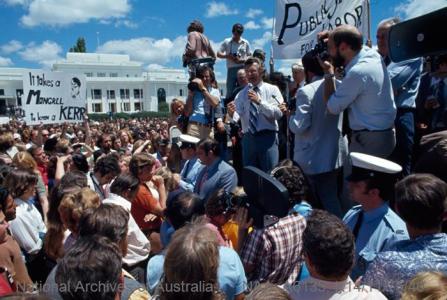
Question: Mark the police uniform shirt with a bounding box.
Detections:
[343,202,408,280]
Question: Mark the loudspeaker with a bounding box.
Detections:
[389,7,447,63]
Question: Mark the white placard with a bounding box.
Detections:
[273,0,368,59]
[22,70,86,125]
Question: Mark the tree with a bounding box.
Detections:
[69,37,87,53]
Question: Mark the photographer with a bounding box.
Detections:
[182,20,216,68]
[320,25,396,158]
[184,65,221,140]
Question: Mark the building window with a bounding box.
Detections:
[97,72,106,77]
[134,102,142,111]
[16,89,23,106]
[123,102,130,112]
[109,103,116,113]
[157,88,166,104]
[85,72,93,77]
[109,73,118,77]
[92,89,102,100]
[220,89,224,95]
[134,89,143,99]
[0,89,4,96]
[179,89,183,96]
[120,89,130,99]
[107,90,116,99]
[92,103,102,113]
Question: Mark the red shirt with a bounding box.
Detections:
[131,183,161,232]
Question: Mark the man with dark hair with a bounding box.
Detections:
[54,235,123,300]
[232,57,284,172]
[377,17,423,176]
[321,25,396,157]
[286,210,386,299]
[363,174,447,300]
[183,20,216,67]
[70,77,82,101]
[343,152,408,280]
[87,154,121,200]
[217,23,251,97]
[104,174,151,283]
[184,65,221,140]
[288,50,348,217]
[96,133,114,154]
[194,138,237,201]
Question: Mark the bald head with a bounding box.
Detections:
[377,17,400,57]
[330,25,363,52]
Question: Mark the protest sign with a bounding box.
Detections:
[22,70,86,125]
[273,0,369,59]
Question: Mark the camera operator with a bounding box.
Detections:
[320,25,397,158]
[184,65,221,140]
[182,20,216,68]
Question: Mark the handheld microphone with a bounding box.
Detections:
[272,95,281,104]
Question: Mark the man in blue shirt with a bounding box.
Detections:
[362,174,447,300]
[184,65,222,140]
[321,25,396,158]
[377,17,423,176]
[177,134,204,191]
[342,152,408,281]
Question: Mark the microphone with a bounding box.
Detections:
[272,95,281,104]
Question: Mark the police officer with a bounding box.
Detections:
[343,152,408,280]
[178,134,204,191]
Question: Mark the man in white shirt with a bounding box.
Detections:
[103,173,151,283]
[217,23,251,97]
[229,57,284,172]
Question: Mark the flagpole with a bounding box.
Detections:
[366,0,372,47]
[270,0,276,74]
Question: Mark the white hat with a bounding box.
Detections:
[178,134,200,148]
[13,133,21,140]
[347,152,402,181]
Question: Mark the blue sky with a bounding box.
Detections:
[0,0,445,79]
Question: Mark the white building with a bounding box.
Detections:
[0,52,226,115]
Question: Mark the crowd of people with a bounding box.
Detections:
[0,17,446,300]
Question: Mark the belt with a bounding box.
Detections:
[245,129,278,136]
[352,127,393,133]
[189,121,212,128]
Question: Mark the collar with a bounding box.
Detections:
[345,47,365,73]
[14,198,33,209]
[106,193,131,211]
[363,202,388,222]
[206,158,221,173]
[304,276,353,291]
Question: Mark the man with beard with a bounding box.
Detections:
[320,25,396,157]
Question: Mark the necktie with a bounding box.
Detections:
[352,211,364,241]
[248,86,260,134]
[198,168,208,193]
[183,160,191,178]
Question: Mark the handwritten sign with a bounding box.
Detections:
[273,0,368,59]
[22,70,86,125]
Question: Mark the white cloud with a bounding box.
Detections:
[252,31,272,50]
[395,0,446,19]
[246,8,263,18]
[0,56,13,67]
[146,64,166,71]
[261,17,274,29]
[244,21,260,30]
[1,40,23,54]
[97,36,186,65]
[115,19,138,29]
[19,40,63,68]
[205,1,238,18]
[18,0,131,27]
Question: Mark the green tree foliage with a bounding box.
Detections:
[69,37,86,53]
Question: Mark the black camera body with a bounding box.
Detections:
[312,39,330,61]
[187,81,200,92]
